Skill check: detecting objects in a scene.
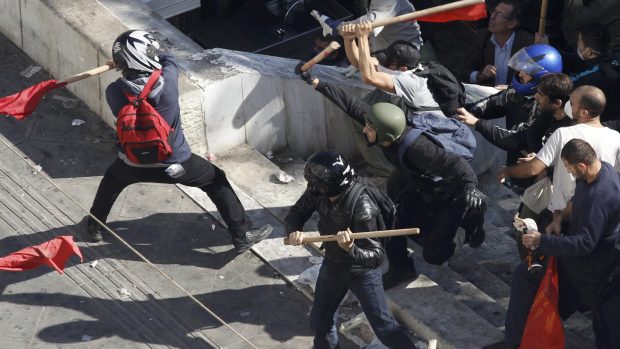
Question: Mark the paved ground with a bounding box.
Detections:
[0,32,322,349]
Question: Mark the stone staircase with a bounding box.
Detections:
[179,143,596,349]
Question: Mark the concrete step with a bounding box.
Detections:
[194,144,510,348]
[0,161,217,349]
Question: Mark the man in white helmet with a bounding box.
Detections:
[87,30,273,253]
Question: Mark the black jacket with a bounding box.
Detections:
[475,113,575,155]
[284,182,385,272]
[315,80,478,194]
[571,52,620,121]
[467,88,537,166]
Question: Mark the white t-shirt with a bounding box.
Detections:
[391,71,443,116]
[536,123,620,211]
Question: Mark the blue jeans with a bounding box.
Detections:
[310,261,414,349]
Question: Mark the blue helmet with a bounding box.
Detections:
[508,44,563,96]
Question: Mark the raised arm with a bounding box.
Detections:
[356,22,396,93]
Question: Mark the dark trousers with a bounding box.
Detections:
[310,261,414,349]
[386,170,481,266]
[504,259,618,348]
[89,154,250,240]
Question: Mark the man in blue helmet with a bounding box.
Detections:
[464,44,563,188]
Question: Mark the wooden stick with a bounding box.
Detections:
[370,0,485,29]
[60,64,114,84]
[538,0,549,36]
[300,41,340,72]
[283,227,420,245]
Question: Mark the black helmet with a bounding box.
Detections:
[304,151,356,198]
[112,30,162,73]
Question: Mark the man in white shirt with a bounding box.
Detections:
[498,85,620,225]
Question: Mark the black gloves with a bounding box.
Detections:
[295,61,315,85]
[463,188,483,211]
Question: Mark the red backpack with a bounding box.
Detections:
[116,69,173,164]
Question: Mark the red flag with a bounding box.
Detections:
[0,80,67,120]
[417,3,487,22]
[519,256,565,349]
[0,235,83,274]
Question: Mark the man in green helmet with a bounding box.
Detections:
[295,63,486,289]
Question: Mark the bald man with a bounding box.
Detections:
[498,85,620,229]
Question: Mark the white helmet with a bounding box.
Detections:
[112,30,161,72]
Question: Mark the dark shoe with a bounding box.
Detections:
[382,261,419,290]
[87,219,103,242]
[467,226,486,248]
[233,224,273,254]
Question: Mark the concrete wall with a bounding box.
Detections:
[0,0,504,176]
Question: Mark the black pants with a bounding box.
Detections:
[505,259,618,348]
[89,154,250,240]
[385,170,483,266]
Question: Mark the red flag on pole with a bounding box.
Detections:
[0,80,67,120]
[0,235,83,274]
[417,3,487,22]
[519,256,565,349]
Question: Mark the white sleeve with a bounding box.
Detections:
[536,129,561,167]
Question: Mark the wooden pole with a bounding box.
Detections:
[370,0,485,29]
[300,41,341,72]
[283,227,420,245]
[538,0,549,36]
[60,64,114,84]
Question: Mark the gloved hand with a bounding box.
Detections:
[463,188,483,211]
[295,61,315,85]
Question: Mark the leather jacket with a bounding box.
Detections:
[284,182,385,272]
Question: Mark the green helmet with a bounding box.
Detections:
[365,102,406,143]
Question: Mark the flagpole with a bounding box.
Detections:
[369,0,485,29]
[538,0,549,36]
[60,63,114,85]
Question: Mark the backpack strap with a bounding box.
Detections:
[397,128,422,171]
[344,181,366,227]
[123,69,162,103]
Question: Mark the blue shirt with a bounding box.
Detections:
[470,32,516,85]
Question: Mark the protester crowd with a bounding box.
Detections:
[93,1,620,348]
[2,1,619,348]
[294,1,620,348]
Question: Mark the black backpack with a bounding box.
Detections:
[343,180,397,233]
[413,61,466,117]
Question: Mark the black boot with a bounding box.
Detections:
[382,257,419,290]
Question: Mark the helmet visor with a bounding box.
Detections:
[508,47,547,76]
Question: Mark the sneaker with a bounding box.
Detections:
[233,224,273,254]
[467,226,486,248]
[87,220,103,242]
[382,261,419,290]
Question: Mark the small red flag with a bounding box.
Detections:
[0,80,67,120]
[0,235,83,274]
[519,256,565,349]
[417,3,487,22]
